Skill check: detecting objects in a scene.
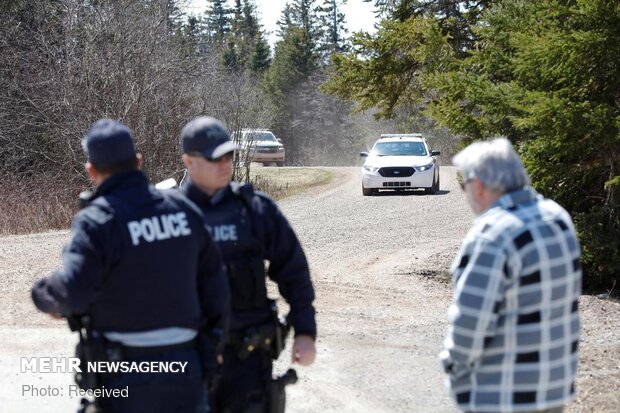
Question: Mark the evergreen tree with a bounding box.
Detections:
[318,0,349,59]
[205,0,230,43]
[224,0,271,72]
[336,0,620,292]
[250,33,271,72]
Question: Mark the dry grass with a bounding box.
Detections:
[0,168,334,235]
[250,166,334,200]
[0,175,82,235]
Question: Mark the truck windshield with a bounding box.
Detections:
[372,141,427,156]
[245,132,276,142]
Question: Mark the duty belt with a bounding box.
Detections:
[227,324,276,360]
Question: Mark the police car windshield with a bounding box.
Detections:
[245,132,276,142]
[372,141,427,156]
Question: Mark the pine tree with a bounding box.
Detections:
[223,0,271,72]
[205,0,230,43]
[318,0,348,60]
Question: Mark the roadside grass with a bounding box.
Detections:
[1,167,334,235]
[0,176,81,236]
[250,166,334,200]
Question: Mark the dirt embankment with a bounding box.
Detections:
[0,166,618,412]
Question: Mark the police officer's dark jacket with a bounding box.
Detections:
[32,170,230,334]
[183,181,316,339]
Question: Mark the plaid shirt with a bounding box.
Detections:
[440,188,582,412]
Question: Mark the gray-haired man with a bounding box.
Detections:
[440,138,582,413]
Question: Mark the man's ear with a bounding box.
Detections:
[85,162,98,183]
[136,153,143,170]
[181,153,192,169]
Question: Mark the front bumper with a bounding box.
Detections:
[250,150,285,163]
[362,166,434,189]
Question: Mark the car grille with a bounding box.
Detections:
[256,147,280,153]
[378,167,414,177]
[382,182,412,187]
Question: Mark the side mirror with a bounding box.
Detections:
[360,152,369,158]
[277,138,282,143]
[431,150,441,156]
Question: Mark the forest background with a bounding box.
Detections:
[1,0,618,293]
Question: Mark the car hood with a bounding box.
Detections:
[252,141,283,148]
[364,155,434,168]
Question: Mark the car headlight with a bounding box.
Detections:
[363,164,379,173]
[277,147,285,152]
[416,162,434,172]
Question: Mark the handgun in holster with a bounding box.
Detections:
[268,368,298,413]
[68,314,106,390]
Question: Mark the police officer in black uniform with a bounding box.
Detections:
[179,117,317,413]
[31,119,230,412]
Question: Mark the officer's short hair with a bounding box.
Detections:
[82,119,137,174]
[90,157,139,175]
[452,137,531,193]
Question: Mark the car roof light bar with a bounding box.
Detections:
[380,134,423,138]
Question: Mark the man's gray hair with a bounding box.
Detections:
[452,138,531,193]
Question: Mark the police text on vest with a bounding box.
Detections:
[128,213,192,246]
[209,224,238,242]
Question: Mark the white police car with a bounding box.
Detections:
[360,134,440,196]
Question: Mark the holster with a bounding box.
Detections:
[69,315,108,390]
[268,369,298,413]
[230,303,291,361]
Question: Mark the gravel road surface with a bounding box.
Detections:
[0,166,618,412]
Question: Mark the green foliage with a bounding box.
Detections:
[366,0,491,55]
[224,0,270,72]
[206,0,230,42]
[329,0,619,292]
[322,17,454,119]
[317,0,349,58]
[429,0,620,292]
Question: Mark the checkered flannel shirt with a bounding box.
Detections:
[440,188,582,412]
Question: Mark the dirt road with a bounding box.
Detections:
[0,166,618,412]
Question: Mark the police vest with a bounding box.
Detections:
[85,184,205,333]
[204,185,268,311]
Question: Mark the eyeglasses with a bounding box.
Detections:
[458,177,474,191]
[187,151,235,163]
[206,152,234,163]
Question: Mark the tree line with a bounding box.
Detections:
[3,0,615,292]
[325,0,619,292]
[0,0,401,234]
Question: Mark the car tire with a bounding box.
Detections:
[425,170,440,195]
[276,161,284,167]
[262,162,271,167]
[432,171,440,194]
[362,186,374,196]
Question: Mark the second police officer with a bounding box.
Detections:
[31,119,230,412]
[180,116,317,413]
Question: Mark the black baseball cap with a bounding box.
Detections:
[82,119,136,166]
[181,116,240,159]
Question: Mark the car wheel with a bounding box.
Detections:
[431,172,439,194]
[262,162,270,167]
[362,186,374,196]
[276,161,284,167]
[425,171,440,195]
